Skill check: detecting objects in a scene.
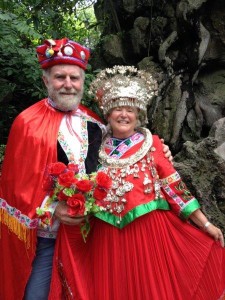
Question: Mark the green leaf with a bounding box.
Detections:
[36,207,45,216]
[80,219,90,243]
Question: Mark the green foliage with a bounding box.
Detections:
[0,9,45,144]
[82,66,104,119]
[0,144,6,174]
[0,1,100,44]
[0,13,43,96]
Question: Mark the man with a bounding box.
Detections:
[0,38,172,300]
[0,38,104,300]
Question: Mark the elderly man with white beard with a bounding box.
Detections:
[0,38,105,300]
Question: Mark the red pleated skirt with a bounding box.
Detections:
[49,210,225,300]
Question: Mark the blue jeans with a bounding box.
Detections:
[24,237,56,300]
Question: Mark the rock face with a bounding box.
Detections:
[174,119,225,229]
[93,0,225,232]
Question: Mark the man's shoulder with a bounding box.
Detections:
[12,99,51,129]
[79,104,103,123]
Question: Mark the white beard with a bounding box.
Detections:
[48,87,84,111]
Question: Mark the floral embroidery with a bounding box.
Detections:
[162,184,196,211]
[37,230,58,239]
[106,132,144,159]
[161,172,195,209]
[163,186,186,208]
[0,198,38,229]
[58,115,88,174]
[58,114,103,174]
[160,172,180,186]
[174,181,193,201]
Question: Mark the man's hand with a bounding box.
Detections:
[161,138,173,162]
[54,201,85,225]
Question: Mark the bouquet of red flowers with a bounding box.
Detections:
[36,162,112,241]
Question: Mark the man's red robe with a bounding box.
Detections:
[0,99,102,300]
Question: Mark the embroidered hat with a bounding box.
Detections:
[36,38,90,70]
[89,65,158,125]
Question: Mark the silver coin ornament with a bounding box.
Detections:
[64,46,73,56]
[80,50,86,60]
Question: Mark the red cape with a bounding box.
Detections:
[0,99,102,300]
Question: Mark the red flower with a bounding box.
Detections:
[96,172,112,189]
[39,211,53,226]
[48,162,67,176]
[57,190,69,201]
[93,186,107,201]
[58,171,76,187]
[67,194,85,216]
[67,163,79,174]
[38,162,110,242]
[76,180,93,193]
[42,176,54,191]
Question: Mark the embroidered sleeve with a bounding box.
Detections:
[160,172,200,218]
[152,135,200,219]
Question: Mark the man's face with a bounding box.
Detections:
[43,64,84,111]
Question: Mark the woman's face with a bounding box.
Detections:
[107,106,139,139]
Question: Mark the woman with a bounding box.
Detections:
[50,66,225,300]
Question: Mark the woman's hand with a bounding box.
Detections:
[190,209,224,247]
[54,201,85,225]
[205,223,224,247]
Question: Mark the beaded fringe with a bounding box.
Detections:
[0,208,35,251]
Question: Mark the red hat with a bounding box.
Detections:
[36,38,90,70]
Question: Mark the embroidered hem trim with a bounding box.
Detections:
[0,198,38,250]
[57,260,74,299]
[95,197,201,228]
[95,198,170,228]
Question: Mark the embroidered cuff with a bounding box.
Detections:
[36,199,59,229]
[180,198,201,219]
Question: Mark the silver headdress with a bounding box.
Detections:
[89,65,158,125]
